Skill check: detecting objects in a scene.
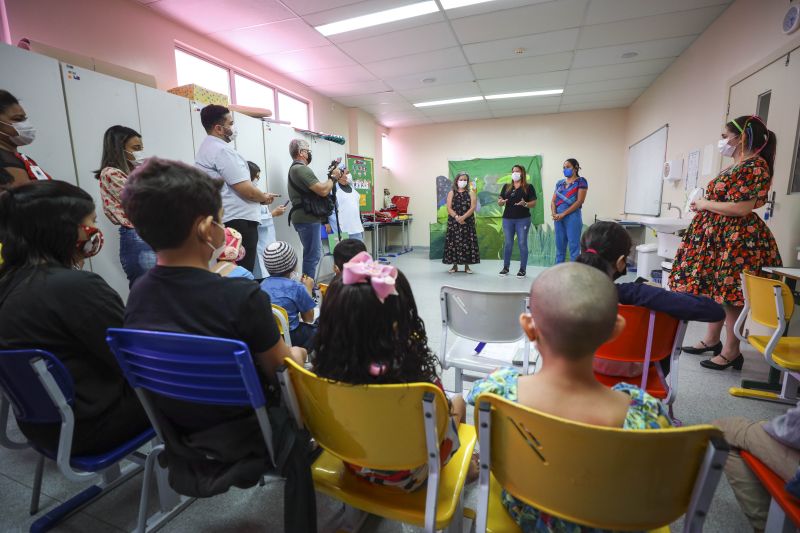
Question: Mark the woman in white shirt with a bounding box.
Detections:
[327,160,364,241]
[247,161,285,279]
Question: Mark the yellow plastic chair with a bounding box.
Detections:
[731,272,800,402]
[473,393,728,533]
[318,283,329,299]
[271,304,291,346]
[277,358,476,533]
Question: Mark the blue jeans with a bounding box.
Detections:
[503,217,530,271]
[348,232,364,242]
[294,222,322,278]
[119,226,156,287]
[555,208,583,263]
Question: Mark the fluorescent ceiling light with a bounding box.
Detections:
[485,89,564,100]
[414,96,484,107]
[315,1,439,36]
[440,0,498,9]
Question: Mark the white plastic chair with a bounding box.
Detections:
[440,286,533,393]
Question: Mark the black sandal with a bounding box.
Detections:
[681,340,722,355]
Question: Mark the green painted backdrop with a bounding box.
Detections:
[430,155,564,266]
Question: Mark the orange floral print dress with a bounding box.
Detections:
[669,157,782,306]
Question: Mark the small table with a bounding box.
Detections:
[381,217,413,255]
[363,221,382,259]
[737,267,800,401]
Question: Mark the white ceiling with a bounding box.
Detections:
[136,0,732,127]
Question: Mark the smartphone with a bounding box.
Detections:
[282,199,291,207]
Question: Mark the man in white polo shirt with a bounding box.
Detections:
[195,104,277,273]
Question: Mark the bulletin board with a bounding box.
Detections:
[346,154,374,213]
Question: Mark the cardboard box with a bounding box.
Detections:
[168,84,229,106]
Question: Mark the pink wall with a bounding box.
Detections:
[5,0,350,136]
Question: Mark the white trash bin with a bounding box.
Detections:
[635,243,660,282]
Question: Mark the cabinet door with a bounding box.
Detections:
[190,101,207,156]
[0,44,77,185]
[232,112,266,191]
[264,123,302,252]
[62,64,140,300]
[136,85,195,164]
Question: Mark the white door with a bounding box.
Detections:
[728,45,800,267]
[62,64,140,300]
[0,44,77,185]
[135,85,195,164]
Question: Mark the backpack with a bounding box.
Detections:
[287,161,334,225]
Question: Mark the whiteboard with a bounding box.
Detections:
[135,84,195,164]
[0,44,77,185]
[62,64,141,300]
[625,125,668,216]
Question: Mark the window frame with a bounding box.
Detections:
[174,46,311,129]
[276,91,311,130]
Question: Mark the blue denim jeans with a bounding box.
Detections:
[555,208,583,263]
[502,217,530,271]
[119,226,156,287]
[294,222,322,278]
[348,232,364,242]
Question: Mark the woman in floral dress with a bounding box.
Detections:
[670,115,782,370]
[443,171,480,273]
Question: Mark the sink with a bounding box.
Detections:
[637,216,691,234]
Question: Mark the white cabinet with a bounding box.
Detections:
[190,101,207,156]
[232,112,265,190]
[135,84,195,164]
[0,44,77,185]
[264,123,302,252]
[62,64,140,300]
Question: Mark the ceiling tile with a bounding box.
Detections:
[443,0,552,20]
[400,81,482,102]
[381,117,433,128]
[384,66,475,91]
[361,102,417,114]
[150,0,294,33]
[292,64,377,87]
[371,109,428,121]
[213,18,329,55]
[418,99,490,116]
[584,0,731,25]
[565,74,657,94]
[571,35,696,69]
[365,47,467,78]
[255,45,356,73]
[463,28,580,64]
[279,0,364,16]
[430,111,493,123]
[477,70,568,94]
[486,95,561,110]
[313,79,391,97]
[451,0,587,45]
[567,57,673,83]
[491,106,559,118]
[577,5,727,49]
[559,100,634,112]
[334,92,407,107]
[338,22,458,64]
[471,52,573,79]
[560,88,643,105]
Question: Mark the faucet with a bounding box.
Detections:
[662,202,682,218]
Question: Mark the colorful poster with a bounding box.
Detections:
[430,155,566,266]
[346,154,374,213]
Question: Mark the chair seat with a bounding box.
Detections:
[749,336,800,371]
[594,364,667,399]
[311,423,476,530]
[70,428,155,472]
[445,339,530,375]
[741,450,800,526]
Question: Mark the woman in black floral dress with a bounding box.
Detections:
[443,171,480,273]
[670,115,782,371]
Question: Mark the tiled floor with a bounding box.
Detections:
[0,250,792,532]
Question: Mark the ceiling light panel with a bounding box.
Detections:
[414,96,484,107]
[485,89,563,99]
[315,1,439,36]
[440,0,497,9]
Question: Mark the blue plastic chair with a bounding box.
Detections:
[0,349,156,533]
[106,328,278,533]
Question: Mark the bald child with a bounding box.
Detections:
[467,262,672,529]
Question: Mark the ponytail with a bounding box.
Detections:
[575,221,632,279]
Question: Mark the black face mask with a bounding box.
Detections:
[306,151,313,164]
[612,265,627,280]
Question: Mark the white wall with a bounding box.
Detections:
[388,109,629,247]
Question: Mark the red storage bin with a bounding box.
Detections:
[392,195,410,214]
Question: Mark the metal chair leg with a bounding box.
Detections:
[30,454,45,515]
[454,369,463,395]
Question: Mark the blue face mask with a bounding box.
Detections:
[563,168,574,178]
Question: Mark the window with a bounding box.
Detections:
[278,92,310,130]
[234,74,275,111]
[756,90,771,124]
[174,49,230,98]
[381,133,391,169]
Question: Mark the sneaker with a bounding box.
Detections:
[499,267,509,276]
[516,270,526,278]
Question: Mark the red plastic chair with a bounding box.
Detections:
[594,305,687,411]
[740,450,800,531]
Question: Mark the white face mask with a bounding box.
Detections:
[718,138,736,158]
[0,119,36,146]
[457,180,468,189]
[126,149,146,164]
[206,221,226,269]
[511,172,521,182]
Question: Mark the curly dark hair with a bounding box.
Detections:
[312,269,440,385]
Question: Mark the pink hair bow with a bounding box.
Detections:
[342,251,398,303]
